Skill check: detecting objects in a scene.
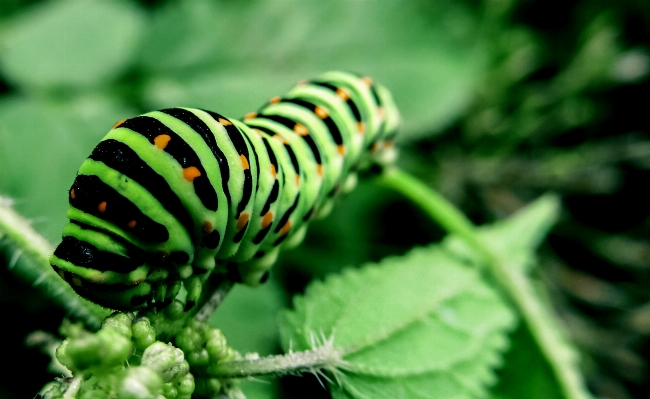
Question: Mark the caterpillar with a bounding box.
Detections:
[49,71,399,311]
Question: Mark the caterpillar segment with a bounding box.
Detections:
[49,71,400,311]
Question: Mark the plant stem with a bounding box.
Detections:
[195,279,234,322]
[0,196,110,330]
[208,344,343,378]
[377,168,591,399]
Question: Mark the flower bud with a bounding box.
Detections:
[117,366,163,399]
[132,317,156,350]
[102,312,134,339]
[175,372,195,399]
[141,342,189,382]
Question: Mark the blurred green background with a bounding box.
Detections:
[0,0,649,398]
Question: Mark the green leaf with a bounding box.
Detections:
[139,0,485,141]
[490,324,564,399]
[0,0,144,88]
[444,194,561,272]
[0,95,135,243]
[280,245,516,399]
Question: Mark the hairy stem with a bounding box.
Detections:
[378,168,591,399]
[0,196,110,329]
[208,344,343,378]
[195,279,234,321]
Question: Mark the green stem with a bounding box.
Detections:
[378,168,591,399]
[207,344,343,379]
[0,196,110,330]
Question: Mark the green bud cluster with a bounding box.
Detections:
[39,310,244,399]
[174,319,237,369]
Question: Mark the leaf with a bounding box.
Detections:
[442,194,593,399]
[0,0,144,88]
[0,95,135,243]
[138,0,486,141]
[489,324,564,399]
[280,245,516,399]
[444,194,561,272]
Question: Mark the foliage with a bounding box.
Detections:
[1,0,649,398]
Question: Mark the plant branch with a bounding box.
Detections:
[207,343,343,379]
[0,196,110,330]
[377,168,592,399]
[195,279,234,322]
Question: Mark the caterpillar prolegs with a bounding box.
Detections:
[49,71,400,311]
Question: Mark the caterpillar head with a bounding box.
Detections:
[50,224,162,311]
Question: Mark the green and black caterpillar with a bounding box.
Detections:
[49,71,399,311]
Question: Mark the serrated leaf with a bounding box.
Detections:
[280,246,516,399]
[444,194,561,272]
[489,325,564,399]
[0,0,144,88]
[439,194,592,399]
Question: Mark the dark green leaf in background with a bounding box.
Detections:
[138,1,485,140]
[0,0,144,89]
[0,95,135,242]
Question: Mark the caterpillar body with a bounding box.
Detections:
[49,71,399,311]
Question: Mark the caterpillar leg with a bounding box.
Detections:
[237,248,280,286]
[283,224,308,249]
[184,275,203,311]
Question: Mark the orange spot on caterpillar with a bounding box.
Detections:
[377,107,385,118]
[384,141,394,148]
[270,96,281,104]
[317,164,323,176]
[112,119,126,129]
[70,188,76,199]
[154,134,171,150]
[203,221,213,234]
[262,212,273,228]
[362,77,373,86]
[274,134,289,144]
[218,117,233,126]
[98,201,107,213]
[336,88,350,101]
[253,128,265,137]
[240,154,250,170]
[297,79,308,86]
[270,164,277,178]
[127,220,137,228]
[315,106,328,119]
[357,122,365,134]
[295,175,300,186]
[279,221,292,236]
[183,166,201,182]
[294,123,308,136]
[236,213,250,231]
[371,142,381,153]
[337,145,345,156]
[244,112,257,120]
